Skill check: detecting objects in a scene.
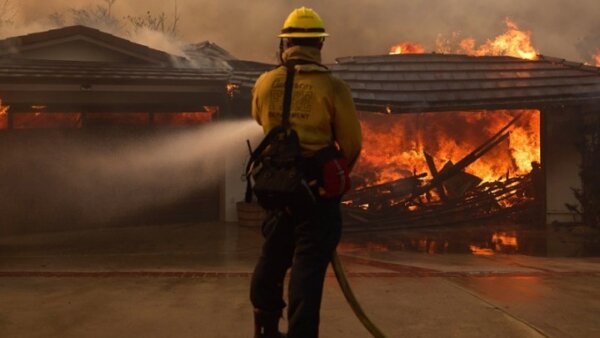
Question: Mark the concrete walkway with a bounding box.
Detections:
[1,222,599,338]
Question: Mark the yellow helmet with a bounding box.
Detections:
[278,7,329,38]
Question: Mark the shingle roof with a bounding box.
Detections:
[0,58,228,85]
[183,41,237,72]
[227,60,274,99]
[4,25,600,113]
[0,26,266,113]
[0,25,184,65]
[0,58,229,113]
[330,53,600,112]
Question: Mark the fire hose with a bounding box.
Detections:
[331,251,387,338]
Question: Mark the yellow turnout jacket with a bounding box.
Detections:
[252,46,362,169]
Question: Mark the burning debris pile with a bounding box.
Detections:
[343,111,541,231]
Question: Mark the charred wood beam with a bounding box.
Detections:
[345,173,426,202]
[345,201,535,232]
[342,174,534,227]
[408,114,522,200]
[410,133,509,199]
[424,152,448,202]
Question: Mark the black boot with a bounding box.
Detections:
[254,309,286,338]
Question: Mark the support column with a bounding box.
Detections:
[7,110,13,129]
[543,107,583,224]
[219,96,242,223]
[219,96,262,223]
[148,112,155,128]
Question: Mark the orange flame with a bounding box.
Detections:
[456,19,538,59]
[389,42,425,55]
[430,18,538,60]
[594,51,600,67]
[353,110,540,186]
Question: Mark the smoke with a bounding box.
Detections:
[2,0,189,57]
[0,120,263,233]
[129,27,185,57]
[3,0,600,64]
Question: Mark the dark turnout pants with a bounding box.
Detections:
[250,197,342,338]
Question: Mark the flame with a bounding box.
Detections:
[395,18,538,60]
[455,19,538,60]
[508,112,540,172]
[353,110,540,186]
[389,42,425,55]
[594,51,600,67]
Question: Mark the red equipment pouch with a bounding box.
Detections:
[321,156,351,198]
[313,145,351,198]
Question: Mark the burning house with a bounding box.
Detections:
[230,52,600,231]
[330,53,600,230]
[1,24,599,236]
[0,25,238,234]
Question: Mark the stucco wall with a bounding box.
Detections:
[0,129,219,235]
[544,108,583,224]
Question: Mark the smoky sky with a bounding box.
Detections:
[7,0,600,63]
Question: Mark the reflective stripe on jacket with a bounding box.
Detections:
[252,45,362,169]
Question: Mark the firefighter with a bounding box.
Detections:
[250,7,362,338]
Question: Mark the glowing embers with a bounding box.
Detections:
[390,18,538,60]
[13,112,82,129]
[154,106,217,127]
[86,113,148,127]
[1,106,218,129]
[226,83,239,98]
[340,230,526,256]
